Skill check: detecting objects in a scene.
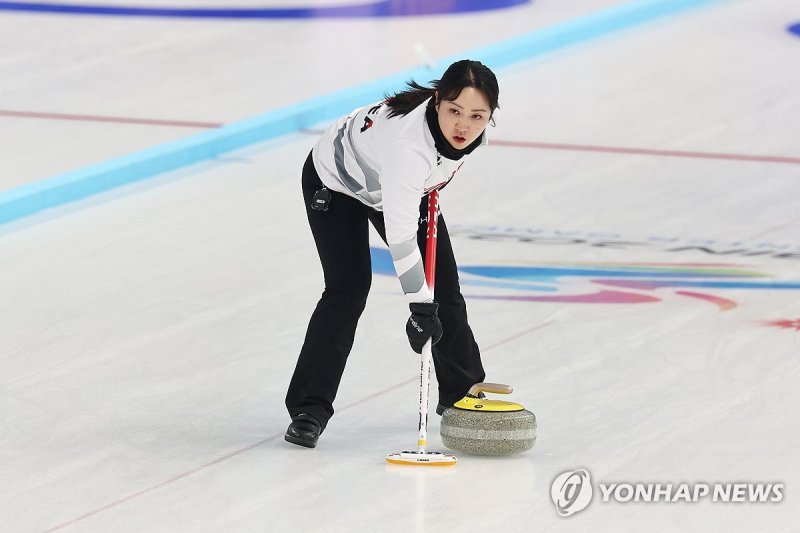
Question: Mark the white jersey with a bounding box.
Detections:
[312,97,486,303]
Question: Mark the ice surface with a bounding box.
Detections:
[1,0,799,531]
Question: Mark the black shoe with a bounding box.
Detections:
[285,413,322,448]
[436,392,485,415]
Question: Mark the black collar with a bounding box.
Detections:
[425,98,483,161]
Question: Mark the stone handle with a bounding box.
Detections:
[468,382,513,396]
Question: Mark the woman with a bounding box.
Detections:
[285,59,499,448]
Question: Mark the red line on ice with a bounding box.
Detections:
[4,112,797,165]
[0,109,222,129]
[489,139,800,166]
[43,321,554,531]
[747,215,800,240]
[43,433,283,532]
[303,129,800,166]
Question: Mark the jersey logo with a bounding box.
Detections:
[360,103,384,133]
[360,117,374,132]
[425,161,464,193]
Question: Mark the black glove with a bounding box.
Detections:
[406,302,443,354]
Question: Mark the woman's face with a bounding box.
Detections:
[435,87,491,149]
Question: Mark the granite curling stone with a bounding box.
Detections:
[440,383,537,456]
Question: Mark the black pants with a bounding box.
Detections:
[285,152,485,429]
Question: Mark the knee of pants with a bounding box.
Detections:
[435,290,467,313]
[323,277,371,308]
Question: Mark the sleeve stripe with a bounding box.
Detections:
[389,238,421,275]
[392,249,421,276]
[397,258,425,293]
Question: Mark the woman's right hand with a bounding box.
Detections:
[405,302,443,354]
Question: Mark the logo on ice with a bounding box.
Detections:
[550,469,593,517]
[550,468,785,517]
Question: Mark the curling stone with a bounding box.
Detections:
[440,383,536,456]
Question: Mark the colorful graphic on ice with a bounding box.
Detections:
[370,247,800,311]
[762,318,800,331]
[789,22,800,38]
[0,0,530,18]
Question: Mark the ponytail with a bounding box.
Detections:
[385,80,438,118]
[384,59,499,119]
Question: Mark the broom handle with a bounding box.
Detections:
[418,190,439,452]
[424,190,439,294]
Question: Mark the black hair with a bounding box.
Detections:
[385,59,499,119]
